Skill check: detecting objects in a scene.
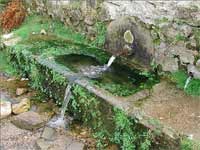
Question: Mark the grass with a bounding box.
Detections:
[172,70,200,96]
[0,50,17,75]
[13,15,87,44]
[181,138,200,150]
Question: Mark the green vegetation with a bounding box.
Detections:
[10,14,158,97]
[91,22,107,47]
[93,82,138,96]
[174,33,187,43]
[14,15,87,43]
[172,70,200,96]
[0,0,10,5]
[181,138,200,150]
[193,28,200,51]
[70,85,152,149]
[0,50,17,75]
[12,15,109,62]
[6,45,153,149]
[111,108,151,150]
[154,17,169,25]
[6,14,162,149]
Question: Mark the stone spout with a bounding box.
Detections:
[104,17,154,71]
[187,62,200,80]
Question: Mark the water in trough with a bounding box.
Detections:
[48,55,116,129]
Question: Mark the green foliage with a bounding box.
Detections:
[12,14,109,64]
[70,86,152,150]
[172,70,200,96]
[70,85,109,149]
[14,15,87,43]
[91,22,106,47]
[112,108,151,150]
[0,0,10,5]
[0,50,17,75]
[8,47,154,150]
[8,14,157,150]
[112,108,136,150]
[174,33,187,43]
[139,70,159,89]
[71,85,102,126]
[181,138,200,150]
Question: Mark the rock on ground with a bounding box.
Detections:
[187,64,200,79]
[0,119,41,150]
[11,111,46,130]
[36,132,85,150]
[41,126,56,141]
[0,100,12,119]
[16,88,28,96]
[12,98,31,114]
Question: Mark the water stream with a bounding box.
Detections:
[47,83,72,129]
[60,83,72,119]
[184,76,192,90]
[107,56,116,68]
[81,55,116,78]
[48,55,116,129]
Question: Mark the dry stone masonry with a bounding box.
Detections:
[25,0,200,72]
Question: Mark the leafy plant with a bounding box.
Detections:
[91,22,106,47]
[0,0,26,32]
[112,108,151,150]
[0,50,17,75]
[172,70,200,96]
[181,138,200,150]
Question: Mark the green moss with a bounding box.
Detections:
[172,70,200,96]
[124,30,134,44]
[174,33,187,43]
[155,17,169,25]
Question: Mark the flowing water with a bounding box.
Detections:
[80,55,116,78]
[47,83,73,129]
[55,54,148,96]
[184,76,192,90]
[48,55,117,128]
[106,56,116,68]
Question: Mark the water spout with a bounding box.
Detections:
[107,56,116,68]
[47,83,72,129]
[81,55,116,79]
[184,76,192,90]
[60,83,72,119]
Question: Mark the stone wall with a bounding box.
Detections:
[25,0,200,72]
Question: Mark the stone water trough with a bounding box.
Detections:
[5,32,184,149]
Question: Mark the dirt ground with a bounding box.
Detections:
[141,81,200,141]
[0,74,97,150]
